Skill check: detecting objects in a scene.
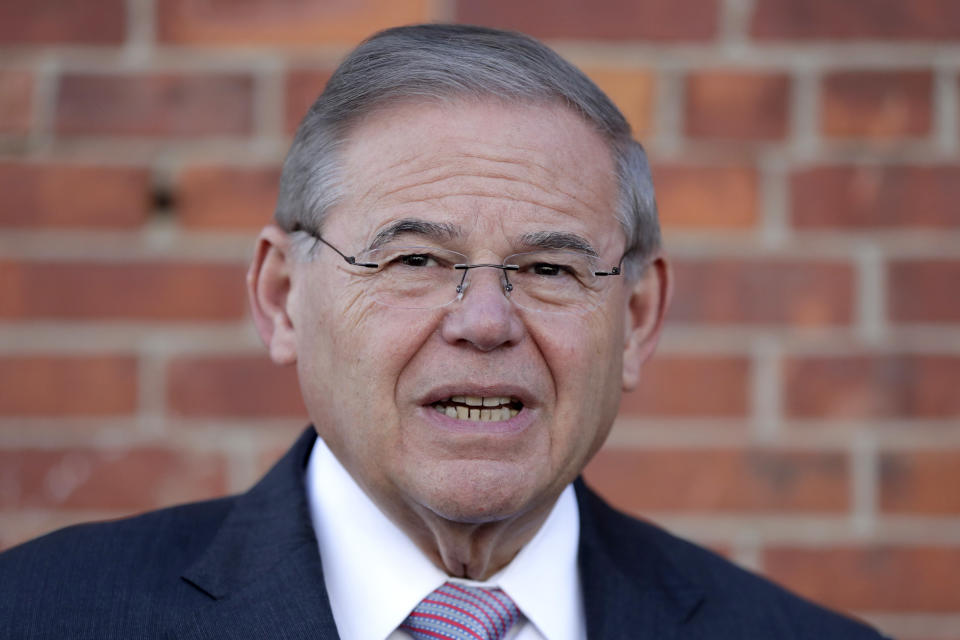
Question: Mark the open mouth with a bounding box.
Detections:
[431,395,523,422]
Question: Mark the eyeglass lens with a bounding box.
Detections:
[352,246,607,313]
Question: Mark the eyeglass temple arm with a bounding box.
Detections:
[306,232,379,269]
[595,252,628,277]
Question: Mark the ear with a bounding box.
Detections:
[621,254,672,391]
[247,224,299,365]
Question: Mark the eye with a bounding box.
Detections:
[396,253,438,267]
[530,262,572,277]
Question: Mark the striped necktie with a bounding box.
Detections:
[400,581,520,640]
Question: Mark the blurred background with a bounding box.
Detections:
[1,0,959,637]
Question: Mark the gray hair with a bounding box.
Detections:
[276,24,660,277]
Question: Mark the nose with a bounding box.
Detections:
[440,266,524,352]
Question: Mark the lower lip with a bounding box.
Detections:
[417,404,536,435]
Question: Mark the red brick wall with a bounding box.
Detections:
[1,2,958,637]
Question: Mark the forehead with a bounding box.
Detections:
[329,98,622,252]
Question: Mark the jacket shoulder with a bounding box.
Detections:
[0,496,235,638]
[576,480,889,639]
[658,526,885,639]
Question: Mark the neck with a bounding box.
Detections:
[384,494,558,581]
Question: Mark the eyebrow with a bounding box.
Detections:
[366,219,600,257]
[368,218,462,250]
[517,231,600,257]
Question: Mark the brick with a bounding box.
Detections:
[685,71,790,140]
[584,68,654,135]
[880,450,960,515]
[0,0,125,44]
[791,166,960,229]
[285,69,332,134]
[619,356,749,417]
[652,165,757,228]
[0,163,150,228]
[784,355,960,419]
[888,260,960,324]
[166,356,305,417]
[583,448,849,513]
[821,71,932,139]
[669,259,855,326]
[0,261,247,320]
[751,0,960,40]
[177,166,280,230]
[157,0,430,45]
[764,546,960,611]
[56,73,254,137]
[0,71,33,134]
[457,0,720,41]
[0,447,226,511]
[0,356,137,416]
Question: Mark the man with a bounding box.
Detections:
[1,24,885,639]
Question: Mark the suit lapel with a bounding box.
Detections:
[173,427,341,639]
[575,479,704,640]
[166,432,703,639]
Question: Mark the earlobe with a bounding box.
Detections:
[621,254,672,391]
[247,225,299,365]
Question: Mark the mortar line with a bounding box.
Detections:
[750,336,782,442]
[719,0,755,51]
[758,152,789,247]
[855,242,887,346]
[933,63,959,155]
[851,430,878,537]
[123,0,156,64]
[136,349,167,438]
[29,54,59,153]
[789,64,820,162]
[650,69,684,157]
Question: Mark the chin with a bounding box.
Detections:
[416,460,541,524]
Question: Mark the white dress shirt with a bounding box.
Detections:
[305,437,586,640]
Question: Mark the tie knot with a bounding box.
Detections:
[401,581,520,640]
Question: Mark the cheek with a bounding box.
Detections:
[533,310,624,449]
[535,309,623,388]
[336,293,443,391]
[292,282,381,410]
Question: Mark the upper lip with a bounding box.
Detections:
[419,383,537,408]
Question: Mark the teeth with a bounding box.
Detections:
[433,395,522,422]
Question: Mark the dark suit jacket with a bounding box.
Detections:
[1,427,886,639]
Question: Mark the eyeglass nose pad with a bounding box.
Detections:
[455,266,514,302]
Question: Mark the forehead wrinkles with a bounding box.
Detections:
[342,129,616,224]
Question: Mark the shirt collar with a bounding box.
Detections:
[305,436,583,640]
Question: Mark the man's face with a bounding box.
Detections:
[284,99,649,525]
